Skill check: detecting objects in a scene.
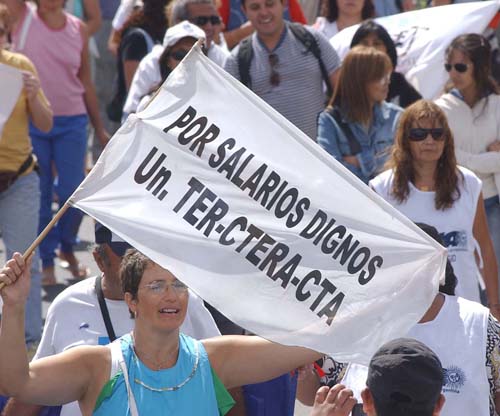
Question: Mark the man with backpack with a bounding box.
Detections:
[223,0,340,139]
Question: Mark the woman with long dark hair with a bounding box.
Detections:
[436,34,500,294]
[350,20,421,108]
[317,46,402,183]
[370,100,499,311]
[108,0,168,122]
[313,0,374,39]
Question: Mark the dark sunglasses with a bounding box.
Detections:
[269,53,280,86]
[408,128,445,141]
[170,49,189,61]
[444,63,468,73]
[190,15,221,26]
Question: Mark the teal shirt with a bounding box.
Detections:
[94,333,234,415]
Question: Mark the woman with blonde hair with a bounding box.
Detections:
[317,45,402,183]
[370,100,499,312]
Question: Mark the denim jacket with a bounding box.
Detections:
[317,101,402,183]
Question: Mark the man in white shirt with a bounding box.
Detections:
[2,223,220,416]
[123,0,229,115]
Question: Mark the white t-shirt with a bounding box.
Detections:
[370,167,482,302]
[342,295,490,416]
[123,43,229,115]
[312,17,339,40]
[34,276,220,416]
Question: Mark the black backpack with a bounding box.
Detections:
[237,22,333,98]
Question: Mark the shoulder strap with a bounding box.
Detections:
[288,22,332,98]
[110,340,140,416]
[15,3,35,52]
[326,106,361,154]
[237,36,254,89]
[95,276,117,342]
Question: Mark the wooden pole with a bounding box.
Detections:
[0,202,72,291]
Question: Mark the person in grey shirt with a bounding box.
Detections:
[224,0,340,140]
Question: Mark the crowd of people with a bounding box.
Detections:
[0,0,500,414]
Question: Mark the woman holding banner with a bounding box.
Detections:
[0,250,321,415]
[0,3,52,348]
[370,100,499,313]
[317,46,402,184]
[436,33,500,299]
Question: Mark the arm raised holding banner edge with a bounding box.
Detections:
[0,248,324,413]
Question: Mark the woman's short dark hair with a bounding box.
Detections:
[350,20,398,69]
[120,249,153,302]
[416,223,457,296]
[387,100,462,211]
[446,33,499,101]
[321,0,375,22]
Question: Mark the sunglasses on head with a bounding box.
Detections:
[444,63,468,73]
[408,128,445,141]
[170,49,189,61]
[190,15,221,26]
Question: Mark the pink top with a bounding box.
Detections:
[13,6,86,116]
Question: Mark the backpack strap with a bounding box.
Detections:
[237,36,254,89]
[326,106,361,155]
[288,22,333,98]
[236,23,333,97]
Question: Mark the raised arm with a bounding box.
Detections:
[0,254,109,410]
[203,335,322,389]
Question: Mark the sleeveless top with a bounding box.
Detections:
[369,167,482,302]
[341,295,490,416]
[93,333,231,416]
[12,5,86,116]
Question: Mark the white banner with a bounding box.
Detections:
[330,1,500,99]
[0,63,23,140]
[70,46,446,364]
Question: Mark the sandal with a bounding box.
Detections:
[58,252,90,280]
[42,265,57,286]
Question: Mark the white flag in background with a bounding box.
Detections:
[330,1,500,99]
[0,63,23,140]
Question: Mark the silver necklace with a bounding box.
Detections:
[130,335,200,392]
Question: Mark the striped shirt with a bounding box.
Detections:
[224,23,340,139]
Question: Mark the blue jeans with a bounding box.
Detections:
[485,195,500,278]
[30,115,88,268]
[0,171,42,343]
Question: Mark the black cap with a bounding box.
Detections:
[95,222,132,257]
[367,338,443,414]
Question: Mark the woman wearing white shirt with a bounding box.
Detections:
[436,33,500,296]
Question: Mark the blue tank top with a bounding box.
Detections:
[93,333,220,415]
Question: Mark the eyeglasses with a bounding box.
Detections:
[269,53,280,86]
[190,15,221,26]
[170,49,189,61]
[141,280,188,295]
[444,63,468,73]
[408,128,445,141]
[377,74,391,86]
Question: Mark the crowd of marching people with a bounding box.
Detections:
[1,0,500,414]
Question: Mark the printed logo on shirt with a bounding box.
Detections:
[440,230,467,252]
[442,365,466,394]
